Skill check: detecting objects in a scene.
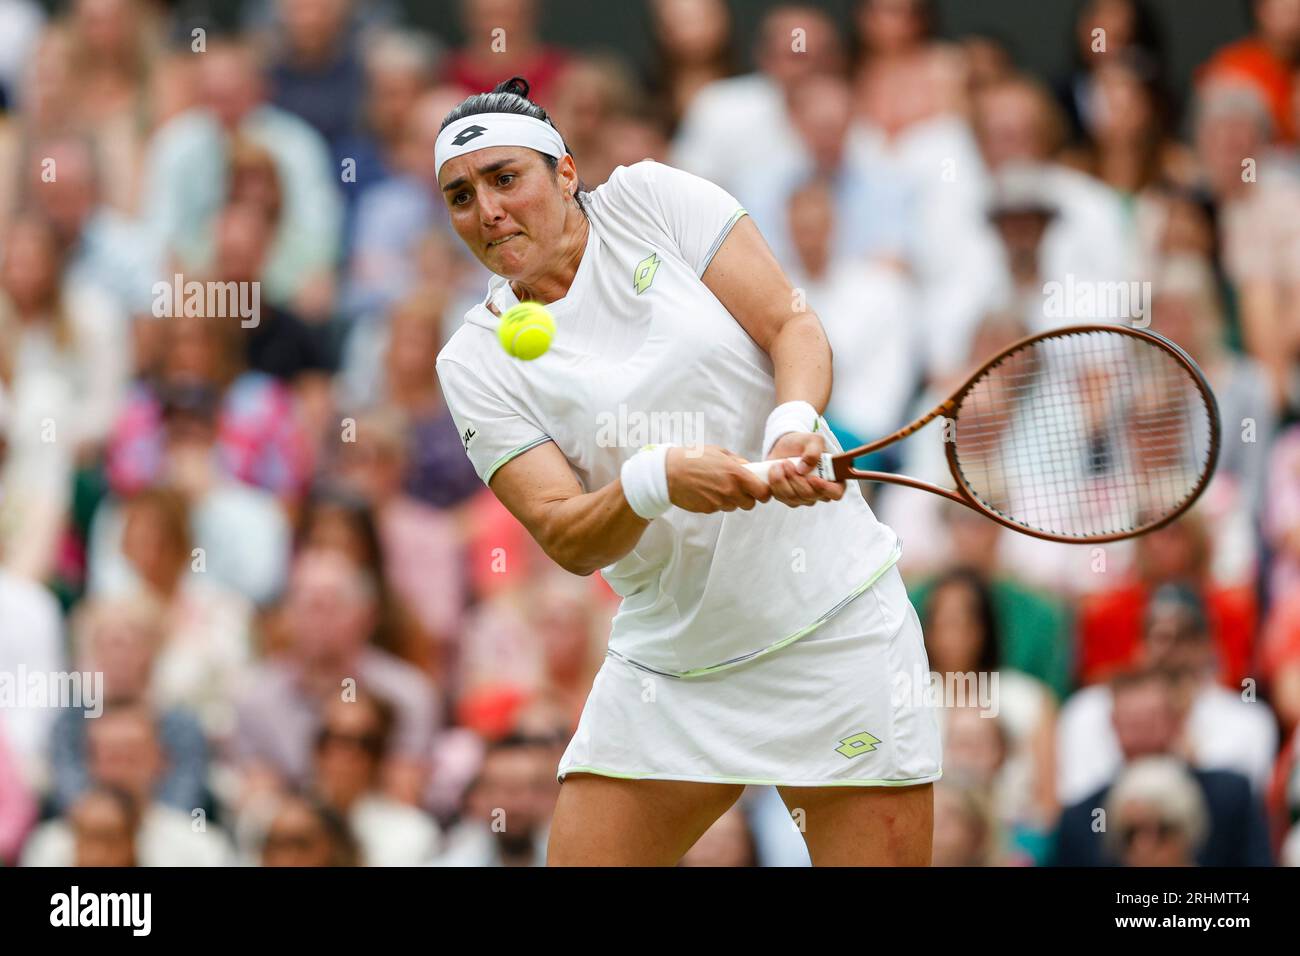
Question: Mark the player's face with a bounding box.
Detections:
[440,146,573,281]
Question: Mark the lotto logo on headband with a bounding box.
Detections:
[452,124,487,146]
[435,112,567,177]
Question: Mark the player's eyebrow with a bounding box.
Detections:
[441,160,513,193]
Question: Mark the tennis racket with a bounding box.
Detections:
[744,324,1221,543]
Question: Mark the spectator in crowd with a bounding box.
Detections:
[23,134,161,316]
[1200,0,1300,144]
[233,549,438,806]
[266,0,367,157]
[89,487,253,741]
[350,290,483,511]
[942,706,1040,864]
[341,86,477,324]
[0,11,158,225]
[672,4,845,195]
[852,0,966,136]
[334,29,439,246]
[776,175,918,449]
[908,502,1073,699]
[642,0,735,132]
[213,199,332,391]
[1105,757,1212,867]
[1055,0,1164,141]
[591,105,672,183]
[0,212,127,580]
[107,310,314,502]
[546,55,642,188]
[310,691,443,865]
[1075,512,1256,689]
[49,595,210,816]
[906,70,1129,381]
[24,705,234,866]
[1154,257,1274,522]
[433,733,552,866]
[921,566,1060,854]
[732,72,915,273]
[331,408,467,656]
[63,0,163,213]
[89,382,292,608]
[139,37,342,317]
[977,75,1131,295]
[1193,78,1300,407]
[439,0,570,108]
[1059,47,1197,214]
[260,791,360,866]
[1054,668,1272,866]
[295,486,437,669]
[1059,584,1278,804]
[932,775,1000,866]
[1150,254,1273,586]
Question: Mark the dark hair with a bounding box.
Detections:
[922,566,1002,674]
[464,731,550,797]
[315,689,397,761]
[1069,0,1164,71]
[296,485,424,663]
[266,791,361,867]
[439,77,588,210]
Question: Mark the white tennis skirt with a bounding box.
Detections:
[558,564,944,787]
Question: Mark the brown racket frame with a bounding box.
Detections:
[823,323,1222,543]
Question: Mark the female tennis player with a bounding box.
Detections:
[434,77,942,866]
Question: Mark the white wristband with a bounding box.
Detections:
[762,400,819,459]
[621,444,675,520]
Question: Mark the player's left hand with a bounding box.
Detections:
[765,432,846,508]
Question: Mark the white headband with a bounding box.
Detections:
[435,112,567,179]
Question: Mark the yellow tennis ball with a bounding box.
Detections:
[498,301,555,361]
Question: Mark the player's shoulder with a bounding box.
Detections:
[589,159,661,205]
[589,160,716,216]
[436,315,495,374]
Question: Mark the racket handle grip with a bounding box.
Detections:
[743,454,836,484]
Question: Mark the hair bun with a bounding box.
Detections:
[494,76,532,100]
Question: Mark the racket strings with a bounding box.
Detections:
[951,329,1215,538]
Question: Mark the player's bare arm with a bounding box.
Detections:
[703,214,845,507]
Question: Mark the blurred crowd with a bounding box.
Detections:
[1,0,1300,867]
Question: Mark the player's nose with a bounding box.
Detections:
[478,191,507,225]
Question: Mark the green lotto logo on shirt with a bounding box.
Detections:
[633,252,662,295]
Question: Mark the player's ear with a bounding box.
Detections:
[556,153,579,199]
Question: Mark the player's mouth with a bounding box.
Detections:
[486,233,522,249]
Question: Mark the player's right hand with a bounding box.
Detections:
[666,445,773,514]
